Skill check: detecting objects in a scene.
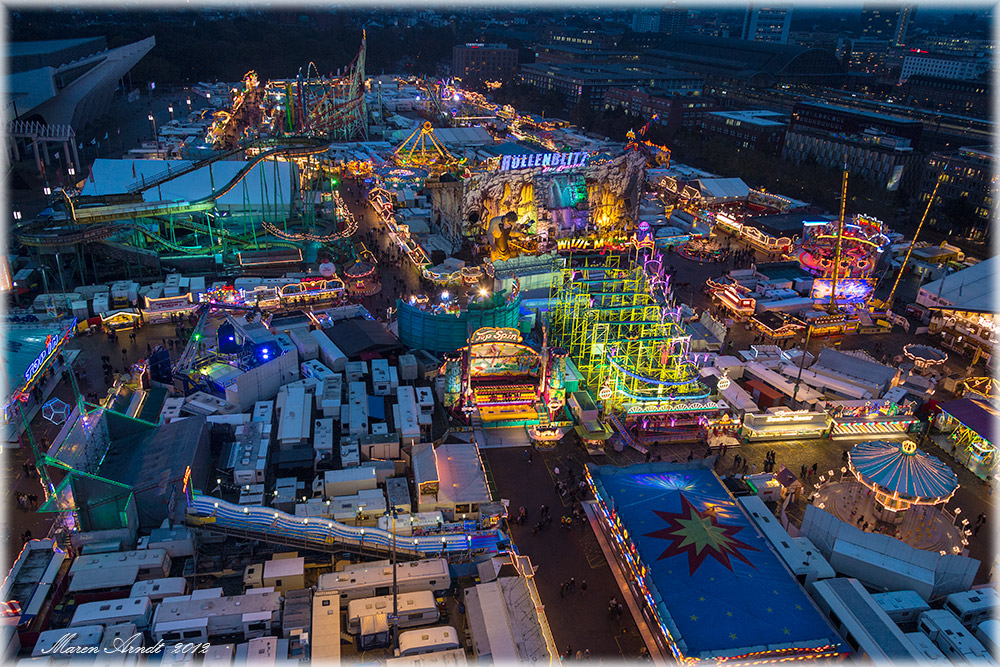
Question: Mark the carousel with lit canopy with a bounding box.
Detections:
[813,439,966,554]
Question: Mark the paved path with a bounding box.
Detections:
[483,439,647,661]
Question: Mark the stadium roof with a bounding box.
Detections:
[645,35,844,84]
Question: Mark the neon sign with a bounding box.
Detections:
[500,152,588,171]
[23,321,76,384]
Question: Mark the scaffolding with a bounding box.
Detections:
[548,254,708,413]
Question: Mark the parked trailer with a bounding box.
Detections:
[129,577,188,603]
[347,590,439,634]
[917,610,995,664]
[318,559,451,608]
[943,588,997,630]
[396,626,461,657]
[69,596,153,629]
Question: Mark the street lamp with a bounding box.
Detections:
[12,207,22,221]
[147,113,157,141]
[43,184,51,196]
[68,166,75,177]
[168,105,174,121]
[186,97,192,113]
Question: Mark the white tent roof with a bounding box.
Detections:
[430,126,495,146]
[695,177,750,201]
[918,257,996,311]
[81,158,295,208]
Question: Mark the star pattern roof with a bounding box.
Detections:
[588,463,842,660]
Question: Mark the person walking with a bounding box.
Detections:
[974,515,987,536]
[580,580,587,596]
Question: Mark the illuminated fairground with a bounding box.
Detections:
[677,237,725,263]
[548,254,724,445]
[459,151,647,261]
[813,439,965,554]
[587,461,847,663]
[440,326,568,426]
[796,214,891,305]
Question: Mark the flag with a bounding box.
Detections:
[117,127,120,135]
[103,132,108,140]
[90,138,96,145]
[54,152,60,159]
[78,142,83,149]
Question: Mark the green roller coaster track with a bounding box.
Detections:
[13,139,333,256]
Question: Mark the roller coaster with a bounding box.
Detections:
[12,137,333,258]
[186,494,504,559]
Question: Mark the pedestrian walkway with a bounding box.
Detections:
[482,446,646,660]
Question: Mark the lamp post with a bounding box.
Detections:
[791,324,813,406]
[168,105,174,121]
[186,97,192,114]
[147,113,157,141]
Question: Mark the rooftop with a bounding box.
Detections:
[919,257,996,311]
[587,462,842,660]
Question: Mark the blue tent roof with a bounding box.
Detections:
[849,439,958,502]
[588,463,842,660]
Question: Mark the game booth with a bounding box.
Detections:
[442,327,567,427]
[935,397,999,481]
[827,401,919,439]
[586,461,846,663]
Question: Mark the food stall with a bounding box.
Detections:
[741,409,830,441]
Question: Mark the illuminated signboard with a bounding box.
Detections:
[811,279,873,302]
[500,152,588,171]
[23,320,77,384]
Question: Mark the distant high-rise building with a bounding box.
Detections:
[658,6,688,34]
[861,4,915,46]
[632,10,660,34]
[741,5,791,44]
[451,43,518,89]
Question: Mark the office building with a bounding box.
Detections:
[603,88,719,138]
[659,6,688,34]
[519,62,702,109]
[742,5,792,44]
[782,101,922,191]
[918,146,995,241]
[702,109,788,153]
[861,4,914,46]
[902,75,990,119]
[631,10,660,34]
[899,51,990,84]
[451,43,518,89]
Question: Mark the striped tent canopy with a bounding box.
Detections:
[849,439,958,504]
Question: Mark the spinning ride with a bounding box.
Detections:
[797,215,889,279]
[678,237,724,263]
[442,327,567,425]
[848,439,958,522]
